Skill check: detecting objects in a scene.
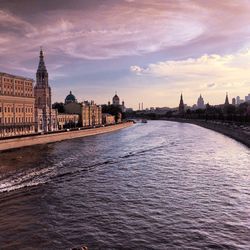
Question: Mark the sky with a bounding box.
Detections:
[0,0,250,109]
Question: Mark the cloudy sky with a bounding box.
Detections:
[0,0,250,108]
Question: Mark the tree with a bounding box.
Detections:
[102,104,123,122]
[52,102,65,113]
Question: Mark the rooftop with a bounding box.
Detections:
[0,72,34,82]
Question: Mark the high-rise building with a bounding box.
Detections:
[236,96,240,105]
[0,72,35,138]
[197,94,205,109]
[178,93,185,114]
[34,49,57,132]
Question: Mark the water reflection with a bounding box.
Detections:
[0,121,249,249]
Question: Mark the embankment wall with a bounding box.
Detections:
[0,122,133,151]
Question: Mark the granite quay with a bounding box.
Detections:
[0,122,133,152]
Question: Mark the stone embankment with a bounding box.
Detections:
[164,118,250,148]
[0,122,133,151]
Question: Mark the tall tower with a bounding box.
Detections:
[179,93,185,114]
[224,93,229,105]
[34,48,52,132]
[197,94,205,109]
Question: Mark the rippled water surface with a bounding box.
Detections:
[0,121,249,249]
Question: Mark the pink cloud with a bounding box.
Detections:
[1,0,250,84]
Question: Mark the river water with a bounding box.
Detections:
[0,121,249,249]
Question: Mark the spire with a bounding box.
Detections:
[179,93,185,114]
[180,93,184,105]
[36,47,49,86]
[225,92,229,105]
[37,47,47,72]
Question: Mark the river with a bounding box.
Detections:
[0,121,249,249]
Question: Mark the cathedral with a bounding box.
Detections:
[112,92,126,112]
[34,49,58,132]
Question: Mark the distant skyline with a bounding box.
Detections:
[0,0,250,109]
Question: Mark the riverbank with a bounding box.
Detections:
[163,118,250,148]
[0,122,133,152]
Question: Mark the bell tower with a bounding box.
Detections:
[34,48,52,132]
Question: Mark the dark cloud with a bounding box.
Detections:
[207,83,216,88]
[0,0,114,16]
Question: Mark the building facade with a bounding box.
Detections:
[64,92,102,127]
[102,113,115,125]
[0,72,35,138]
[57,113,79,129]
[34,49,57,133]
[81,101,102,127]
[1,50,104,138]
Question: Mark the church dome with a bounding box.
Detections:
[112,93,120,106]
[65,91,77,104]
[113,94,119,100]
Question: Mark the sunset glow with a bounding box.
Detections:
[0,0,250,108]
